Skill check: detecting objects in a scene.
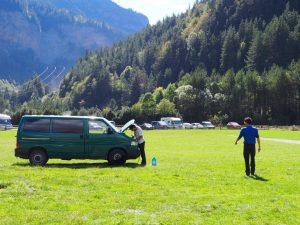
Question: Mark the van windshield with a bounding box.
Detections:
[172,121,182,125]
[106,120,117,130]
[0,119,10,124]
[159,121,167,125]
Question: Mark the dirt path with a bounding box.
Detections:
[228,134,300,145]
[262,138,300,145]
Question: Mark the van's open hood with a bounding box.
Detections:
[120,119,135,133]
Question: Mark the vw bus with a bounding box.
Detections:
[15,115,139,166]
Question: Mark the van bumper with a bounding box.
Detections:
[15,148,29,159]
[127,147,140,159]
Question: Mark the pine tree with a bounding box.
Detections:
[245,31,264,71]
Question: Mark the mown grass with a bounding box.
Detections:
[0,129,299,225]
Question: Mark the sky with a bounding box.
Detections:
[112,0,197,25]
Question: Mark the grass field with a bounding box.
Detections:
[0,129,299,225]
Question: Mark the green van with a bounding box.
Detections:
[15,115,140,166]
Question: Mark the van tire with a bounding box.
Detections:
[29,149,48,166]
[108,149,126,165]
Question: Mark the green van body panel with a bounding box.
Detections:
[86,133,128,158]
[47,132,85,158]
[15,115,140,163]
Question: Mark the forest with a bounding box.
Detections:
[1,0,300,125]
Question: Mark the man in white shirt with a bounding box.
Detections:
[129,124,146,166]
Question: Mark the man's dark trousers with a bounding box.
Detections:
[138,142,146,165]
[244,144,256,175]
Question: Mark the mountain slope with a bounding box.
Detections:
[47,0,148,35]
[60,0,300,103]
[0,0,148,82]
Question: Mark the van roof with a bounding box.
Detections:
[0,114,11,119]
[21,115,105,120]
[161,117,181,121]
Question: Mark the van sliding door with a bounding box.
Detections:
[50,119,85,158]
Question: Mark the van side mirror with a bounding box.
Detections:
[107,127,113,135]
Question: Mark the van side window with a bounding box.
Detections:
[89,121,109,135]
[52,119,83,134]
[23,119,50,133]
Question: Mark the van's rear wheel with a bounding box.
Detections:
[108,149,126,165]
[29,149,48,166]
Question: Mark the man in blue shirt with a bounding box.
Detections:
[235,117,261,176]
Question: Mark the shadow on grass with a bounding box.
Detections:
[250,174,269,182]
[0,182,11,189]
[12,162,143,169]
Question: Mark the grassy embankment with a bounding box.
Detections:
[0,129,299,224]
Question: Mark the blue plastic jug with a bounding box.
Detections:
[152,157,157,166]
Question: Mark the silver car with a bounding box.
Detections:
[183,123,193,129]
[201,121,215,129]
[191,123,204,129]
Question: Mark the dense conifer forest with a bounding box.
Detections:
[1,0,300,125]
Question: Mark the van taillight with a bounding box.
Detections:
[16,143,20,149]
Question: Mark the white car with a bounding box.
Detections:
[183,123,193,129]
[191,123,204,129]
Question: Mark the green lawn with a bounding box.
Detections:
[0,129,299,225]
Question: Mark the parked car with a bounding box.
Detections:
[141,123,153,130]
[227,122,241,129]
[151,121,168,129]
[201,121,215,129]
[183,123,193,129]
[15,116,140,166]
[191,123,204,129]
[0,114,13,130]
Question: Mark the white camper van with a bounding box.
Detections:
[161,117,183,128]
[0,114,13,130]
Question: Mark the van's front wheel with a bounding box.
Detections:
[108,149,126,165]
[29,149,48,166]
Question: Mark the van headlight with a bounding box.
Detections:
[131,141,138,146]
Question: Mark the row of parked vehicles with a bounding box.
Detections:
[1,114,242,131]
[183,121,242,129]
[140,117,216,130]
[140,117,242,130]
